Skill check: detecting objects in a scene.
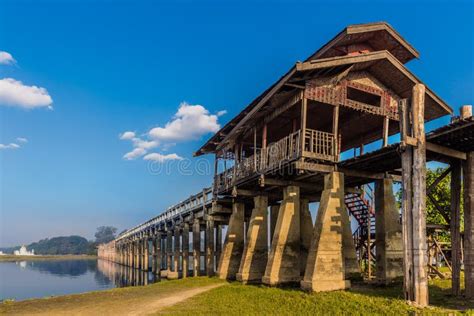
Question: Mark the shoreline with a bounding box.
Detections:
[0,254,97,262]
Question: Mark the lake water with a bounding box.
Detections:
[0,259,158,301]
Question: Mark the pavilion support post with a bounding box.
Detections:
[463,152,474,298]
[182,223,190,278]
[375,177,403,284]
[301,172,350,292]
[399,84,429,306]
[450,160,462,296]
[193,219,201,276]
[217,202,245,280]
[300,199,313,276]
[168,227,180,279]
[206,219,215,276]
[237,195,269,283]
[263,186,301,286]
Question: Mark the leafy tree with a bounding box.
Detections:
[94,226,117,244]
[396,167,464,242]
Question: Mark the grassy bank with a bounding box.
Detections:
[1,275,472,315]
[0,254,97,262]
[162,277,473,315]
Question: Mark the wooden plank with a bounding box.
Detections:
[450,161,462,296]
[426,142,467,160]
[294,160,335,173]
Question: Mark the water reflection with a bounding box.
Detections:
[0,259,164,301]
[96,259,160,287]
[18,260,97,277]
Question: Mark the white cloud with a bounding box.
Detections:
[16,137,28,143]
[217,110,227,116]
[120,102,225,162]
[0,78,53,109]
[123,147,146,160]
[143,153,183,162]
[148,102,221,142]
[119,131,136,140]
[0,143,20,150]
[0,51,16,65]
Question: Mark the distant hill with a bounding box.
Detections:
[0,236,97,255]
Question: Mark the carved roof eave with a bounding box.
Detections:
[195,51,452,157]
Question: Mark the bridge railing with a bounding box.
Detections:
[115,187,213,242]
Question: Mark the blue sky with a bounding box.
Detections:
[0,0,472,247]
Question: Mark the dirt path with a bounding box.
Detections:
[1,282,225,316]
[128,283,224,316]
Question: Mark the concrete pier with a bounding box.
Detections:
[263,186,301,286]
[375,177,403,284]
[237,195,268,283]
[218,202,245,280]
[301,172,350,292]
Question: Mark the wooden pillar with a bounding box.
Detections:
[151,236,156,273]
[450,160,462,296]
[193,219,201,276]
[463,152,474,298]
[182,223,190,278]
[155,233,162,275]
[217,202,245,280]
[168,226,180,279]
[143,238,149,271]
[382,116,389,147]
[300,98,307,155]
[206,219,215,276]
[166,230,172,272]
[399,84,429,306]
[332,103,340,159]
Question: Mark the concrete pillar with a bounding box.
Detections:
[151,237,157,273]
[342,201,360,280]
[216,224,223,266]
[301,172,350,292]
[168,227,180,279]
[217,202,245,280]
[375,177,403,284]
[263,186,301,286]
[237,195,268,283]
[182,223,190,278]
[300,199,313,276]
[206,219,215,276]
[143,238,149,271]
[270,204,279,243]
[193,219,201,276]
[464,152,474,298]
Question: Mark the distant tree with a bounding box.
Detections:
[94,226,117,244]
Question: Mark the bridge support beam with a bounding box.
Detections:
[263,186,301,286]
[237,195,268,283]
[301,172,350,292]
[464,152,474,298]
[168,227,180,279]
[206,219,215,276]
[218,202,245,280]
[182,223,189,278]
[143,238,149,271]
[300,198,313,276]
[375,177,403,284]
[193,219,201,276]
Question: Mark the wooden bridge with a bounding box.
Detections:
[98,22,474,307]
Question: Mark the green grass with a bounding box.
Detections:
[162,278,474,315]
